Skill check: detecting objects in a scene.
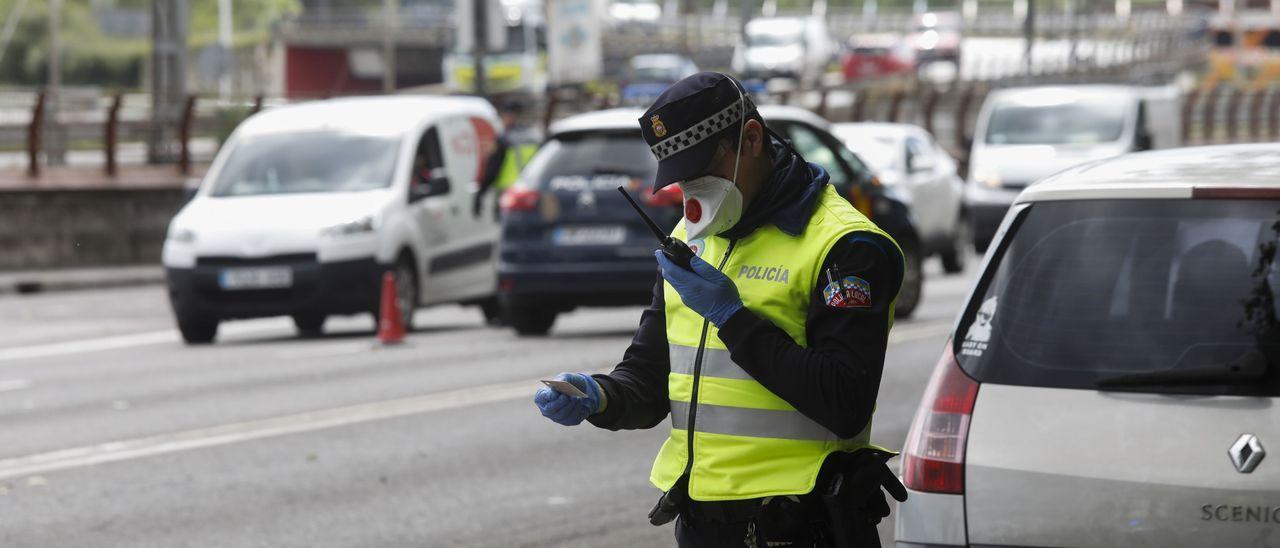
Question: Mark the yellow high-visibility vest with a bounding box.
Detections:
[495,143,538,190]
[651,184,901,501]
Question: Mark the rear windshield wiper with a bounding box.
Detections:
[1096,349,1269,388]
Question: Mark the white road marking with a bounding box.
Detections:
[0,319,958,481]
[0,378,31,393]
[0,330,178,364]
[0,318,299,365]
[0,377,538,481]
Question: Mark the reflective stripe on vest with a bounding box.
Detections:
[650,184,901,501]
[669,400,841,441]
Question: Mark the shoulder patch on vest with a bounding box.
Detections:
[823,275,871,309]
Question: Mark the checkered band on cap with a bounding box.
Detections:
[650,96,752,161]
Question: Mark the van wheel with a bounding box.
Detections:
[293,314,326,338]
[178,315,219,345]
[895,245,923,319]
[479,298,505,326]
[509,307,557,336]
[940,216,972,275]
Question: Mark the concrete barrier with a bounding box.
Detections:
[0,187,185,270]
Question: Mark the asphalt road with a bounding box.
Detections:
[0,260,976,547]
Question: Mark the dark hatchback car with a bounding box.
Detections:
[497,109,680,335]
[498,106,924,335]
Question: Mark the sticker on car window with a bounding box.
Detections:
[960,296,998,357]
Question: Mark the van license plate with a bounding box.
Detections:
[553,226,626,246]
[219,267,293,290]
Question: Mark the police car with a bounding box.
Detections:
[497,105,922,336]
[163,96,505,344]
[896,144,1280,547]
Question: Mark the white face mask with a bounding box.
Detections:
[680,174,744,241]
[680,81,747,241]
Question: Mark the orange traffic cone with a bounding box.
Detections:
[377,271,406,345]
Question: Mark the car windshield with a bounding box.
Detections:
[985,98,1128,145]
[522,131,657,189]
[955,199,1280,396]
[747,27,802,47]
[211,132,400,197]
[631,63,680,83]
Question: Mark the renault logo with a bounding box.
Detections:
[1229,434,1265,474]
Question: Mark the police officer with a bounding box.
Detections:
[534,72,907,547]
[485,99,539,192]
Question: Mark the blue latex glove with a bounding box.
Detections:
[534,372,604,426]
[655,250,744,328]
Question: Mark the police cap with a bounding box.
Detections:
[639,72,756,191]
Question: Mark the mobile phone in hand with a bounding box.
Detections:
[541,379,588,398]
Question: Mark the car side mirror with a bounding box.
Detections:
[410,175,451,202]
[1134,131,1153,152]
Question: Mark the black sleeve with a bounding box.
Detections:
[588,273,671,431]
[716,232,903,439]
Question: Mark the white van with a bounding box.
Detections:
[732,16,837,86]
[964,85,1180,250]
[162,96,505,344]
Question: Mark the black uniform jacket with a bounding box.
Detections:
[588,142,905,440]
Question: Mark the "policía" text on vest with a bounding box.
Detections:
[737,265,790,283]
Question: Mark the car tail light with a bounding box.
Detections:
[646,184,683,207]
[902,342,979,495]
[500,187,539,212]
[849,185,875,220]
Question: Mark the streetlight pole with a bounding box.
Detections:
[46,0,63,166]
[473,0,487,97]
[1023,0,1035,80]
[218,0,232,101]
[383,0,398,93]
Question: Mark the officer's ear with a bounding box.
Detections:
[741,118,766,159]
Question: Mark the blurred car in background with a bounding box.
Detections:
[759,105,927,317]
[733,16,838,85]
[906,11,962,64]
[897,144,1280,547]
[497,109,674,336]
[607,0,662,27]
[163,96,505,344]
[620,54,699,106]
[840,34,915,81]
[832,122,968,273]
[498,105,926,336]
[966,85,1181,250]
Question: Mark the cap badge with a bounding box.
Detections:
[650,115,667,138]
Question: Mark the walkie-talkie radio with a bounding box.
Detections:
[616,186,695,270]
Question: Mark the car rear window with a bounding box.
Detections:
[522,131,657,189]
[956,199,1280,396]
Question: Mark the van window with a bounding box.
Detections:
[211,132,400,196]
[985,98,1128,145]
[956,199,1280,396]
[412,126,449,193]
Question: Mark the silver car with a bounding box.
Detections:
[896,144,1280,547]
